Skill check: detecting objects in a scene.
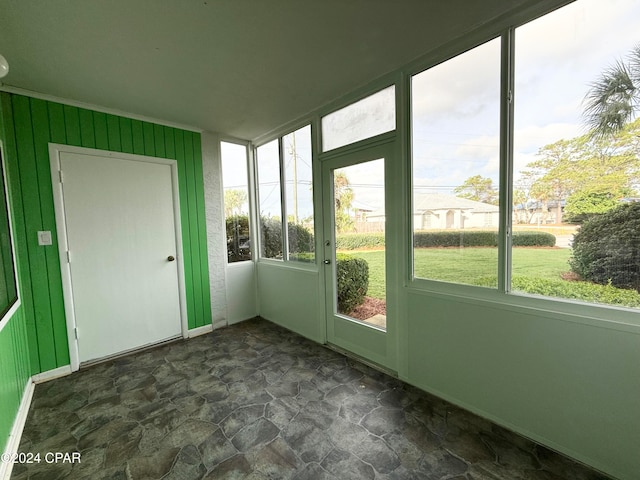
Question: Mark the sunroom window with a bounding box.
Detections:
[512,0,640,309]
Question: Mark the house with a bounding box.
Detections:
[367,193,500,230]
[0,1,637,479]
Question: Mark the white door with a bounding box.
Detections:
[58,151,182,364]
[321,142,395,371]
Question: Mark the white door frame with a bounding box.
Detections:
[49,143,188,372]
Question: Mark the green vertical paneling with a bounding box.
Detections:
[12,96,57,372]
[0,309,30,453]
[131,120,144,155]
[192,134,211,328]
[2,93,39,373]
[2,93,211,374]
[79,109,95,148]
[119,118,133,154]
[31,99,68,366]
[63,105,81,146]
[143,122,155,156]
[164,127,176,159]
[47,103,66,144]
[185,131,204,327]
[1,93,32,453]
[106,114,121,151]
[154,124,165,158]
[173,129,196,329]
[93,112,108,150]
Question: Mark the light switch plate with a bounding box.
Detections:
[37,231,52,246]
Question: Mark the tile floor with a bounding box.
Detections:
[12,317,610,479]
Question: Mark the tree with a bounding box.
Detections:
[517,121,640,224]
[224,189,248,217]
[334,171,354,233]
[563,190,621,223]
[454,175,498,205]
[583,44,640,138]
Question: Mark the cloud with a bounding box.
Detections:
[412,37,501,119]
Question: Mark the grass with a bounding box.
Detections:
[346,247,640,308]
[340,246,640,308]
[349,248,573,299]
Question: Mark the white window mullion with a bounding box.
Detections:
[498,29,515,293]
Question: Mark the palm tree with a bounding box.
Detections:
[583,44,640,138]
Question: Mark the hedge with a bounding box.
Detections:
[226,215,315,261]
[336,253,369,314]
[335,230,555,250]
[336,233,385,250]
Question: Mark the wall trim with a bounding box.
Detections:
[31,365,72,384]
[188,324,213,338]
[0,85,202,134]
[0,378,34,480]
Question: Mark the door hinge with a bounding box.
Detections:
[74,327,78,340]
[66,250,71,263]
[59,170,64,183]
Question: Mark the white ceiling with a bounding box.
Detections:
[0,0,534,140]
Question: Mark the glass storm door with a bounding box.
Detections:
[322,143,395,370]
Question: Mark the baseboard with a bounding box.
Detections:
[32,365,72,384]
[188,324,213,338]
[0,378,35,480]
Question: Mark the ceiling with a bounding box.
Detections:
[0,0,533,140]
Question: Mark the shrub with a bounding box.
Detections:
[226,215,251,262]
[336,233,385,250]
[336,253,369,314]
[570,203,640,292]
[411,230,555,248]
[260,216,283,259]
[511,231,556,247]
[288,222,315,260]
[474,275,640,308]
[260,216,315,259]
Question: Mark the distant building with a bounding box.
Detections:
[367,193,499,229]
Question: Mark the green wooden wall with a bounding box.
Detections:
[0,308,31,452]
[0,94,31,452]
[1,92,211,375]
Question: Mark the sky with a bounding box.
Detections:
[222,0,640,222]
[413,0,640,198]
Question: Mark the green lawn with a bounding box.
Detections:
[341,247,640,308]
[349,247,572,299]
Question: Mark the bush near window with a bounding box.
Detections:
[334,231,555,250]
[336,233,385,250]
[475,275,640,307]
[570,202,640,292]
[287,222,315,261]
[412,230,555,248]
[336,253,369,314]
[511,231,557,247]
[259,216,315,259]
[226,215,251,262]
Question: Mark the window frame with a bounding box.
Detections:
[254,123,316,267]
[220,138,253,265]
[404,1,640,325]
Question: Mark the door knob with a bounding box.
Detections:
[167,255,175,262]
[323,259,331,264]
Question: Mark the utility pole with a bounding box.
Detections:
[291,132,298,223]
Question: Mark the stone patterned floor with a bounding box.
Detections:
[12,318,610,479]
